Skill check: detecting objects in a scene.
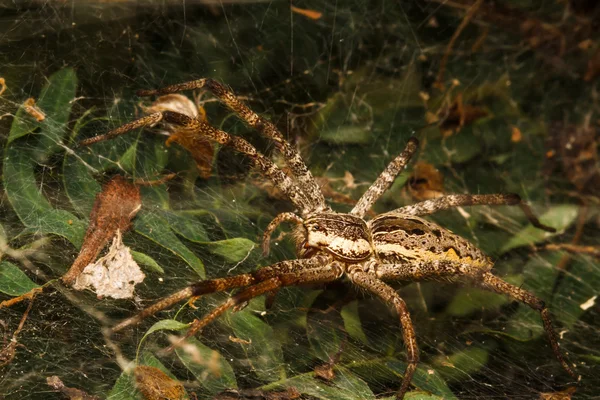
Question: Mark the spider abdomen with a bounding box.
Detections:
[369,214,492,271]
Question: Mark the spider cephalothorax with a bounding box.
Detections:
[303,213,372,261]
[80,78,577,399]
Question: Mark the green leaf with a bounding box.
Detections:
[320,126,372,145]
[136,320,190,373]
[131,251,164,274]
[0,261,40,296]
[262,366,375,400]
[4,143,86,247]
[500,205,579,254]
[341,300,369,345]
[432,346,490,382]
[140,319,189,343]
[445,275,524,317]
[226,305,285,382]
[62,152,101,216]
[205,238,256,263]
[107,371,141,400]
[384,361,458,399]
[134,212,205,278]
[161,211,210,243]
[6,103,40,144]
[33,68,78,162]
[175,337,237,394]
[307,303,346,363]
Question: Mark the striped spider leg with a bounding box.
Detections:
[79,79,576,400]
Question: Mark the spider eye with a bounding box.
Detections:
[310,224,322,232]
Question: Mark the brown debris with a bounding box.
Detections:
[62,176,142,285]
[291,5,322,20]
[545,243,600,258]
[539,386,576,400]
[46,376,101,400]
[520,18,566,56]
[434,0,483,89]
[511,126,523,143]
[134,365,187,400]
[545,122,599,194]
[144,94,214,179]
[437,93,488,137]
[314,363,336,381]
[584,48,600,82]
[408,162,445,201]
[0,297,34,367]
[214,388,300,400]
[23,97,45,122]
[0,77,6,96]
[228,335,252,345]
[0,287,42,309]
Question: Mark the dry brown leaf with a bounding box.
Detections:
[438,93,488,137]
[539,386,576,400]
[62,176,142,285]
[134,366,186,400]
[408,162,445,201]
[144,94,214,179]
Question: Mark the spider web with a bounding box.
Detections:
[0,1,599,399]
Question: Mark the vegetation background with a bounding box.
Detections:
[0,1,598,399]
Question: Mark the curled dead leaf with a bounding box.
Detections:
[62,176,142,285]
[143,94,214,179]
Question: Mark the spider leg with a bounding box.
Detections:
[347,268,418,400]
[161,111,315,214]
[388,193,555,232]
[477,272,577,379]
[111,255,331,333]
[169,262,344,350]
[78,112,163,147]
[375,263,577,379]
[82,110,314,214]
[137,78,328,213]
[351,138,419,218]
[262,212,304,256]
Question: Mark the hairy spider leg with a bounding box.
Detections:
[168,262,344,351]
[111,255,332,333]
[262,212,304,256]
[78,113,164,147]
[348,268,418,400]
[479,272,577,379]
[80,110,315,214]
[351,138,419,218]
[137,78,328,213]
[161,111,316,214]
[375,263,577,379]
[389,193,556,232]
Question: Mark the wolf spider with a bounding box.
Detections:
[80,78,577,399]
